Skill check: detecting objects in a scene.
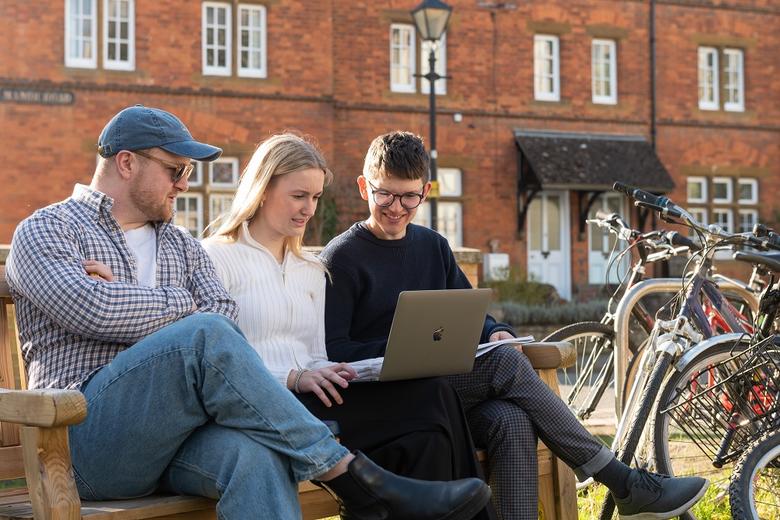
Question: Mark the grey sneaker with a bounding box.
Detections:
[612,469,709,520]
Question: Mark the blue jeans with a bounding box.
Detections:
[68,313,348,520]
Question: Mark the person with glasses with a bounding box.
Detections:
[320,131,709,520]
[5,107,492,520]
[203,132,495,519]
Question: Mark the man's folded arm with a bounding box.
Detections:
[7,216,193,343]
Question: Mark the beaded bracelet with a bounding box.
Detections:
[293,368,310,393]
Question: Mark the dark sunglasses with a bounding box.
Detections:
[133,150,195,183]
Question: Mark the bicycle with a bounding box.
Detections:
[730,429,780,519]
[544,211,692,421]
[545,212,762,424]
[597,183,780,520]
[653,257,780,486]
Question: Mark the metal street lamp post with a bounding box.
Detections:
[411,0,452,232]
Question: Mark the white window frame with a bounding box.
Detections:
[65,0,98,68]
[189,162,204,187]
[534,35,560,101]
[712,176,733,203]
[413,201,463,248]
[712,208,733,233]
[390,23,416,93]
[237,4,266,78]
[413,168,463,247]
[437,168,462,197]
[591,39,617,105]
[698,46,719,110]
[738,209,758,234]
[421,33,447,95]
[209,193,234,221]
[175,193,204,237]
[723,48,745,112]
[686,176,708,204]
[103,0,135,70]
[202,2,232,76]
[209,157,240,188]
[737,178,758,204]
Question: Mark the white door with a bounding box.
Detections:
[588,193,630,285]
[527,191,571,300]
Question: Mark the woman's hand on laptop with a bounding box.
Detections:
[489,331,521,352]
[294,364,358,407]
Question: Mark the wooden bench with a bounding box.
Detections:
[0,266,578,520]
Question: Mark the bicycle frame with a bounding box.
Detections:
[614,277,759,416]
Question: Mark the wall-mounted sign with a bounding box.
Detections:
[0,88,75,105]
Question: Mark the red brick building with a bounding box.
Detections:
[1,0,778,300]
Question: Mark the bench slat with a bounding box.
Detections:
[0,493,218,520]
[0,445,24,481]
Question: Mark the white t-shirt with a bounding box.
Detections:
[124,224,158,287]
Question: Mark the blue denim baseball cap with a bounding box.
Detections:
[97,105,222,161]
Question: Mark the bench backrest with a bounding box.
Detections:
[0,265,27,481]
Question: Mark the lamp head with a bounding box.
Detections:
[411,0,452,41]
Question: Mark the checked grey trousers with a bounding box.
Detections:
[447,345,613,520]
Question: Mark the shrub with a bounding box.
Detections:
[493,300,608,327]
[481,268,562,305]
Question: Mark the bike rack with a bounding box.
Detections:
[613,278,760,418]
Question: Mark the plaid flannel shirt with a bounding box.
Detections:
[6,184,238,390]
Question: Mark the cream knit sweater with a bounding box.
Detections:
[202,223,382,386]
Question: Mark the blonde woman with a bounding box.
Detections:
[202,134,491,515]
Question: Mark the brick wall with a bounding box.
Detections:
[1,0,777,299]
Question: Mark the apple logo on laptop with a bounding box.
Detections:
[432,327,444,342]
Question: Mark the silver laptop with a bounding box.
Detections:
[378,288,492,382]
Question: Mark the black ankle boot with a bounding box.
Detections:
[316,451,490,520]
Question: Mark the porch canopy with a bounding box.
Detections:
[514,129,675,234]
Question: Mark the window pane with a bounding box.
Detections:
[238,6,266,77]
[210,159,238,186]
[528,199,542,251]
[713,209,732,232]
[687,180,704,201]
[390,24,415,92]
[739,211,757,233]
[738,179,757,203]
[698,47,718,109]
[713,178,731,201]
[534,35,558,100]
[592,40,616,103]
[203,3,231,75]
[438,168,462,196]
[437,202,462,247]
[175,195,202,237]
[724,49,744,111]
[547,196,561,251]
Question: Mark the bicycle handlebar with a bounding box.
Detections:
[612,182,780,252]
[665,231,701,252]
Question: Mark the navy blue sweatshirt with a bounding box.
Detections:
[321,222,514,362]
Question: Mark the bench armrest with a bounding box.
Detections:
[517,342,576,370]
[0,388,87,427]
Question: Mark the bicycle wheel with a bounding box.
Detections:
[599,351,675,520]
[730,429,780,520]
[544,321,616,420]
[653,338,753,490]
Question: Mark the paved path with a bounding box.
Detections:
[560,384,617,436]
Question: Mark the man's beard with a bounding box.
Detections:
[129,176,174,222]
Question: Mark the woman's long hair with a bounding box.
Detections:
[208,133,333,260]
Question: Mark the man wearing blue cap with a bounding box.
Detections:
[5,105,490,520]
